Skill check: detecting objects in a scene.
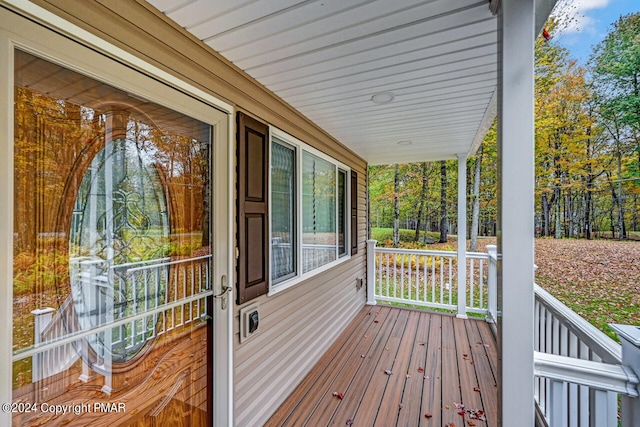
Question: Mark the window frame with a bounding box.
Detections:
[268,127,352,295]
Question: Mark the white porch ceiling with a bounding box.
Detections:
[147,0,498,164]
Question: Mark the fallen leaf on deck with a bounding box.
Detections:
[458,411,466,416]
[424,413,432,418]
[467,409,486,421]
[332,392,344,399]
[454,402,465,409]
[424,375,429,379]
[417,367,424,373]
[384,370,393,375]
[467,420,476,426]
[473,387,481,392]
[463,354,469,359]
[406,374,411,378]
[374,320,379,323]
[346,419,353,425]
[445,405,450,410]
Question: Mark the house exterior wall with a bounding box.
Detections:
[14,0,368,425]
[233,173,368,426]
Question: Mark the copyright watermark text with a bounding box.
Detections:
[2,402,126,415]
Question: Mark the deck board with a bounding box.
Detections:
[396,312,430,426]
[266,306,498,427]
[420,313,442,427]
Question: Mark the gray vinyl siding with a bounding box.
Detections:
[233,168,367,427]
[22,2,370,425]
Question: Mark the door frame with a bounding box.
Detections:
[0,2,235,425]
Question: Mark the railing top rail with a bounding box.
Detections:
[534,283,622,364]
[466,252,490,259]
[375,247,459,257]
[374,247,490,260]
[110,257,172,270]
[125,254,212,273]
[14,289,212,362]
[534,351,638,397]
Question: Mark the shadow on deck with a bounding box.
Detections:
[266,305,498,427]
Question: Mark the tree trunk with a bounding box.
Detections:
[393,164,400,248]
[414,162,428,242]
[616,151,627,239]
[542,194,550,237]
[554,186,562,239]
[439,160,448,243]
[567,188,574,238]
[584,186,592,239]
[470,145,483,251]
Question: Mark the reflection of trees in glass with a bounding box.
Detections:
[302,152,336,240]
[12,85,211,356]
[69,135,169,266]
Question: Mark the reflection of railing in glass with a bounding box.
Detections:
[28,255,211,393]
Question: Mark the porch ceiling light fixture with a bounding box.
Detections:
[371,91,395,104]
[397,140,412,146]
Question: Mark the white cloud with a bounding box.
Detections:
[552,0,611,34]
[574,0,610,11]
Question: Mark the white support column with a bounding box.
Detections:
[456,154,467,318]
[499,1,536,425]
[611,324,640,427]
[366,240,378,306]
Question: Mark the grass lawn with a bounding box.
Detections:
[372,228,640,340]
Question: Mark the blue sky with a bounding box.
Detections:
[551,0,640,64]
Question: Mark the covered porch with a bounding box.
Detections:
[269,242,639,426]
[266,305,498,427]
[3,0,640,426]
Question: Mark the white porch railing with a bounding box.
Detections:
[366,240,498,319]
[366,240,640,426]
[23,255,212,394]
[533,284,639,427]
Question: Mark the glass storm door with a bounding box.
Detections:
[10,47,228,426]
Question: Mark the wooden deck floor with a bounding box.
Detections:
[266,305,498,427]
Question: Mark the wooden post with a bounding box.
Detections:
[456,154,467,318]
[611,324,640,427]
[366,240,377,305]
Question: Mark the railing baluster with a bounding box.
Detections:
[407,254,412,301]
[448,257,452,305]
[438,256,442,305]
[469,258,475,309]
[548,379,567,427]
[383,253,387,298]
[393,254,398,298]
[415,254,420,302]
[479,259,485,309]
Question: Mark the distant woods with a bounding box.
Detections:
[369,13,640,245]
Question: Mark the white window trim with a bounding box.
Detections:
[268,127,351,296]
